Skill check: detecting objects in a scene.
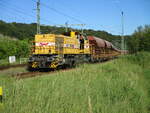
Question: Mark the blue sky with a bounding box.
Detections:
[0,0,149,35]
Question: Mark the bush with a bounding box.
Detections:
[0,34,30,59]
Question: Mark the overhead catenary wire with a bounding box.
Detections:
[0,0,124,36]
[0,3,35,23]
[0,0,114,34]
[32,0,124,35]
[1,0,85,29]
[1,0,88,28]
[0,0,85,34]
[0,0,56,25]
[31,0,86,24]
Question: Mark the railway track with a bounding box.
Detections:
[12,68,74,79]
[0,64,27,71]
[12,71,42,79]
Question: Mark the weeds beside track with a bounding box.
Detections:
[0,52,150,113]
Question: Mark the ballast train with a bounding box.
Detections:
[28,31,121,70]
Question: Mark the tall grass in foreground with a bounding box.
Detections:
[0,52,150,113]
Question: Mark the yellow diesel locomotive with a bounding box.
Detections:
[28,31,121,70]
[28,31,90,70]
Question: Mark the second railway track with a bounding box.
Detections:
[0,64,27,71]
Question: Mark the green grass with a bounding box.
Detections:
[0,52,150,113]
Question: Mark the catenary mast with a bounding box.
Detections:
[37,0,40,34]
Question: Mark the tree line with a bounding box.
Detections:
[126,25,150,53]
[0,20,121,46]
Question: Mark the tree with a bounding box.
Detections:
[127,25,150,53]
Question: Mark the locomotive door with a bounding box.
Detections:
[55,37,64,57]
